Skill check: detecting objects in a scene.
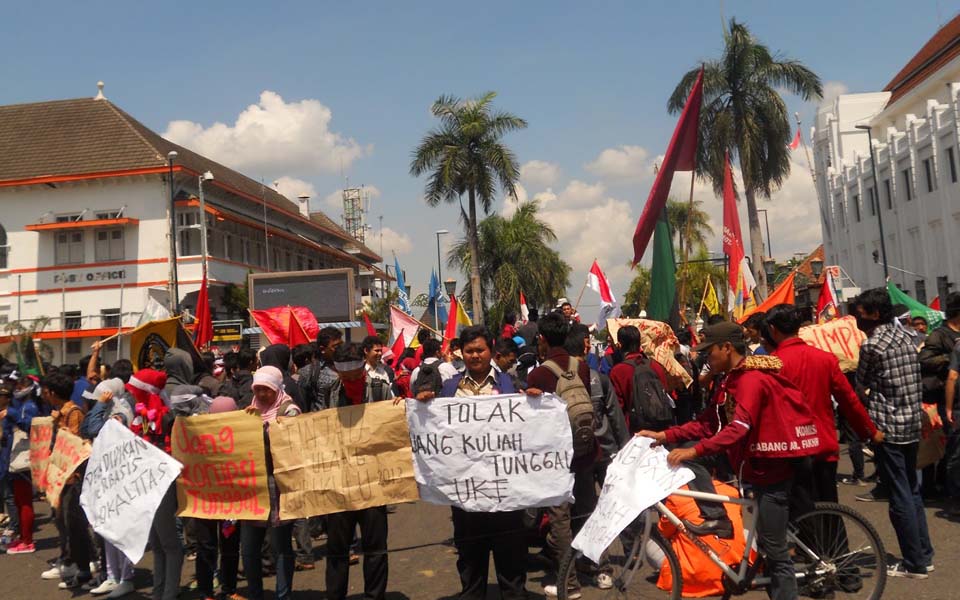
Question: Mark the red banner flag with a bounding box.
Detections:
[632,69,703,264]
[250,306,318,347]
[362,312,377,336]
[193,274,214,349]
[789,127,801,150]
[722,152,757,314]
[442,296,460,354]
[815,272,840,323]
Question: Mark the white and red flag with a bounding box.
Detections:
[519,291,530,324]
[789,127,801,150]
[722,152,757,317]
[815,271,840,322]
[587,260,620,328]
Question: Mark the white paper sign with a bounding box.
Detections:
[405,393,574,511]
[80,419,183,563]
[572,436,694,563]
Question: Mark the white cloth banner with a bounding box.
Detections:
[572,436,694,563]
[80,419,183,563]
[405,393,574,511]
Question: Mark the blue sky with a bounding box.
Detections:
[0,1,951,306]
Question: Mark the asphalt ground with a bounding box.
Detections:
[2,449,958,599]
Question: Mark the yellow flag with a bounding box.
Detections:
[702,278,720,316]
[455,297,473,326]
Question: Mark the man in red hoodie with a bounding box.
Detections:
[642,322,823,600]
[765,304,882,506]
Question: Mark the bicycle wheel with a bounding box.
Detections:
[557,525,682,599]
[789,501,886,600]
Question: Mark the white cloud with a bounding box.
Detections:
[822,81,849,105]
[379,226,413,256]
[163,91,370,176]
[520,160,562,188]
[273,176,317,205]
[585,145,652,181]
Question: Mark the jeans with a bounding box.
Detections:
[104,539,135,582]
[292,517,314,564]
[241,522,294,600]
[326,507,388,600]
[754,480,797,600]
[546,464,597,592]
[149,486,183,600]
[840,417,866,479]
[451,507,527,600]
[3,476,20,535]
[878,442,934,573]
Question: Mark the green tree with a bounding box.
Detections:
[666,197,713,258]
[365,287,400,341]
[222,281,249,323]
[410,92,527,323]
[448,201,570,328]
[622,265,651,317]
[675,248,726,318]
[668,18,821,297]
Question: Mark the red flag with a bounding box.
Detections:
[362,312,377,336]
[193,274,214,349]
[722,152,756,308]
[441,296,460,354]
[815,272,839,323]
[519,291,529,324]
[789,127,801,150]
[249,306,317,346]
[632,69,703,264]
[288,309,312,347]
[930,296,941,310]
[290,306,319,340]
[387,328,407,366]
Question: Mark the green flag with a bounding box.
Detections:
[887,281,943,330]
[647,210,677,325]
[15,335,44,377]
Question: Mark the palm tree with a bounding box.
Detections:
[666,197,713,258]
[410,92,527,323]
[668,19,822,297]
[448,201,570,327]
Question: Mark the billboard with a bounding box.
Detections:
[248,268,355,323]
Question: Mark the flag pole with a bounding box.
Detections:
[697,277,710,317]
[677,171,697,319]
[573,258,597,312]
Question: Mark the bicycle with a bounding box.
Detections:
[558,487,886,599]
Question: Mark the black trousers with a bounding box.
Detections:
[451,507,527,600]
[326,507,388,600]
[190,518,241,596]
[56,482,92,573]
[675,441,728,522]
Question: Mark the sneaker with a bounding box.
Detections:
[6,541,36,554]
[106,580,135,598]
[41,564,63,580]
[887,562,928,579]
[543,584,582,599]
[59,573,92,590]
[596,573,614,589]
[840,476,868,487]
[862,447,875,458]
[91,579,119,595]
[927,564,935,573]
[43,562,78,581]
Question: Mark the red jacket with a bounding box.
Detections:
[773,337,877,462]
[609,352,669,431]
[665,356,822,485]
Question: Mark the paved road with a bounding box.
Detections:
[3,452,958,599]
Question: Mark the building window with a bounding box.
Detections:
[835,196,845,227]
[55,231,84,265]
[101,308,120,329]
[903,168,913,200]
[924,158,934,192]
[884,179,892,209]
[0,223,7,269]
[916,279,927,305]
[868,188,876,216]
[853,194,861,222]
[223,233,232,261]
[95,210,122,220]
[948,147,958,183]
[177,210,201,256]
[62,311,81,330]
[66,340,82,355]
[56,213,82,223]
[95,228,124,261]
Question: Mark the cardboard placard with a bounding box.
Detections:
[406,394,574,512]
[28,416,54,492]
[798,316,866,373]
[606,318,693,388]
[270,402,419,519]
[46,429,92,508]
[172,411,271,520]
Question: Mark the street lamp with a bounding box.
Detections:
[435,229,450,328]
[198,171,214,280]
[444,278,457,298]
[854,124,889,279]
[756,209,773,259]
[810,258,824,279]
[167,150,179,314]
[763,258,777,281]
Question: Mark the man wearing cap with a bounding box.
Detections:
[641,321,823,600]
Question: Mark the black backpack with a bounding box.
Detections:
[413,361,444,396]
[625,358,675,433]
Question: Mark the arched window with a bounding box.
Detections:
[0,224,7,269]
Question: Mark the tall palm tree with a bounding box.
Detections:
[410,92,527,323]
[448,201,570,328]
[666,197,713,258]
[668,19,821,297]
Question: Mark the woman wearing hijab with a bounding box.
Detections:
[258,344,306,412]
[241,366,301,600]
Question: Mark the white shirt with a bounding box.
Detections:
[411,357,459,389]
[365,362,392,384]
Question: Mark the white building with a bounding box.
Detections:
[0,85,386,364]
[814,16,960,304]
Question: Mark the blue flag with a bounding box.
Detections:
[394,255,411,314]
[427,270,449,326]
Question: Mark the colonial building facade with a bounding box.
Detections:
[0,87,385,364]
[814,16,960,304]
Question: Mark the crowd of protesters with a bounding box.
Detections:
[0,287,951,599]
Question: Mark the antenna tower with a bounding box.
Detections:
[342,186,367,243]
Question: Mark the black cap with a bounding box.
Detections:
[697,321,744,352]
